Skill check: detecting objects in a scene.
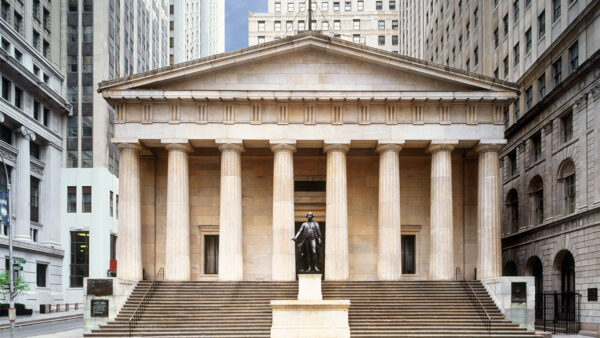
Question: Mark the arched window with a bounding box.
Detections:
[529,176,544,226]
[526,256,544,319]
[557,159,576,215]
[506,189,519,233]
[503,261,518,276]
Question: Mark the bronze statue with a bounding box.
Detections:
[292,212,323,273]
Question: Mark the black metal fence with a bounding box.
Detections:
[536,292,581,334]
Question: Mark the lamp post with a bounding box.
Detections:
[0,150,15,338]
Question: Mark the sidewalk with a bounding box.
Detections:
[0,309,83,328]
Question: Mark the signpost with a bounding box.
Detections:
[0,149,15,338]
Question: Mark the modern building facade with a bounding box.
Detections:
[97,33,517,286]
[61,0,170,304]
[168,0,225,65]
[0,0,70,309]
[249,0,400,53]
[400,0,600,334]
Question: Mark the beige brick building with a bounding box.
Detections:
[400,0,600,334]
[249,0,400,52]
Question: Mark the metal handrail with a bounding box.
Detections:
[128,268,164,337]
[463,279,492,335]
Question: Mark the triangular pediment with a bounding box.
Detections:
[98,33,517,95]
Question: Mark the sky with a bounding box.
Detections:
[225,0,268,52]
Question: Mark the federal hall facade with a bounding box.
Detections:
[98,33,518,283]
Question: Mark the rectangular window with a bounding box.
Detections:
[13,12,21,33]
[564,174,575,215]
[287,2,293,12]
[36,263,47,287]
[30,177,39,222]
[509,150,517,176]
[334,20,340,30]
[0,124,11,144]
[67,186,77,213]
[552,58,562,87]
[514,100,520,121]
[552,0,561,22]
[322,21,328,30]
[33,0,40,19]
[473,46,478,67]
[286,20,293,31]
[531,132,542,162]
[525,86,533,111]
[345,1,351,11]
[357,1,363,10]
[525,28,532,53]
[14,87,22,109]
[109,191,114,217]
[389,0,396,10]
[322,2,329,11]
[562,112,573,143]
[493,27,498,48]
[274,21,281,32]
[503,14,509,36]
[513,0,519,21]
[258,21,265,32]
[33,30,40,49]
[534,189,544,225]
[333,1,339,10]
[401,235,415,274]
[376,1,382,10]
[14,49,22,62]
[70,231,89,287]
[204,235,219,274]
[513,43,520,66]
[392,35,398,46]
[353,34,361,44]
[378,36,385,46]
[504,106,510,128]
[378,20,385,30]
[0,1,8,21]
[275,2,280,12]
[353,19,360,30]
[568,41,578,72]
[30,228,38,242]
[82,186,92,213]
[538,11,545,38]
[1,38,8,51]
[473,7,478,27]
[299,2,305,11]
[30,142,40,159]
[2,77,11,101]
[538,74,546,99]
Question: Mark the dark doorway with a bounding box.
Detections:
[528,256,544,319]
[401,235,415,274]
[560,251,576,316]
[294,221,325,278]
[503,261,518,276]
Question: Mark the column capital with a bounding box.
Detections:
[323,142,350,153]
[270,140,296,153]
[376,142,404,153]
[17,126,36,141]
[426,140,458,154]
[474,143,504,154]
[163,140,193,153]
[217,143,245,153]
[114,139,143,152]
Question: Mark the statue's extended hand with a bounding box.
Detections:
[291,238,296,241]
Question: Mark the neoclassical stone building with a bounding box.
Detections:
[98,33,518,283]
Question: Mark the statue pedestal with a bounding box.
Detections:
[270,274,350,338]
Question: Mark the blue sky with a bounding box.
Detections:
[226,0,268,52]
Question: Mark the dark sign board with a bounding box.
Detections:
[87,279,113,296]
[589,288,598,302]
[511,282,527,303]
[90,299,109,317]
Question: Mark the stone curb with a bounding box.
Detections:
[0,313,83,330]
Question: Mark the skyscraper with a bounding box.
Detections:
[169,0,225,64]
[248,0,400,53]
[0,0,69,309]
[61,0,170,303]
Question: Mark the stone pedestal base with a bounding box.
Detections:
[270,274,350,338]
[83,278,137,334]
[270,300,350,338]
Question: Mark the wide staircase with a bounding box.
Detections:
[86,280,541,337]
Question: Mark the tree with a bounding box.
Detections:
[0,270,29,303]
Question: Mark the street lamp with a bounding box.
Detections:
[0,150,15,338]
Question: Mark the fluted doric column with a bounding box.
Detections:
[324,143,349,281]
[376,143,403,280]
[14,127,34,241]
[476,143,503,280]
[218,142,245,281]
[116,142,143,281]
[427,142,456,280]
[271,141,296,281]
[164,142,193,281]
